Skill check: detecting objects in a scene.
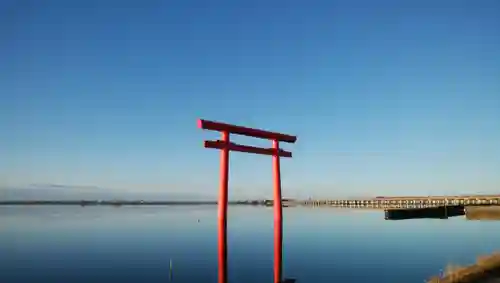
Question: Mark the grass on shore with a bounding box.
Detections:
[427,252,500,283]
[465,206,500,221]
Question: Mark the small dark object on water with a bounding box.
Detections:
[282,279,296,283]
[197,219,200,223]
[169,258,173,281]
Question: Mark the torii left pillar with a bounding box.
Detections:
[198,119,297,283]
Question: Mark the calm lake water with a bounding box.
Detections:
[2,206,500,283]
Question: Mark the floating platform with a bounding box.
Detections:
[384,205,465,220]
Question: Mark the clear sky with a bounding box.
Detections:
[1,0,499,199]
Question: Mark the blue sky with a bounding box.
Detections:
[1,0,499,199]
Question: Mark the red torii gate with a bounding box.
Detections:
[198,119,297,283]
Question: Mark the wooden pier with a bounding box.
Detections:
[298,195,500,209]
[384,205,465,220]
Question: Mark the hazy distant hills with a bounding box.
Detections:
[0,184,213,201]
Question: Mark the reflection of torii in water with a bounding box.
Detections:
[198,119,297,283]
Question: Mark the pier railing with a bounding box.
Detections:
[300,197,500,208]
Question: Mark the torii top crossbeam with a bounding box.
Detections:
[198,119,297,143]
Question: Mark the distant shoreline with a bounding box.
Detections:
[2,198,500,209]
[0,200,278,206]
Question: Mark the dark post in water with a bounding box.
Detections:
[198,119,297,283]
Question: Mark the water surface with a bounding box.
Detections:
[2,206,499,283]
